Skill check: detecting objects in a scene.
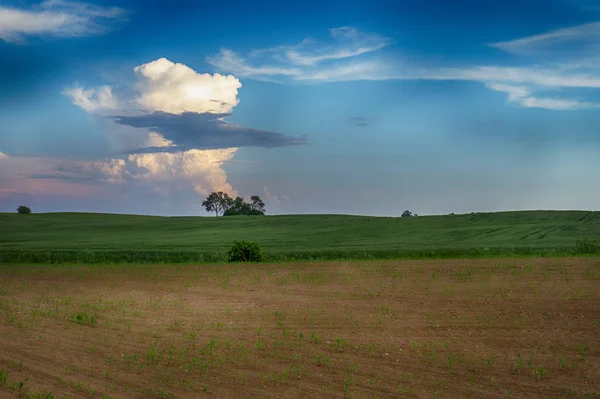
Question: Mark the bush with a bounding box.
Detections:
[17,205,31,214]
[228,240,265,263]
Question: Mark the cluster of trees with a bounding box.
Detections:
[402,210,418,217]
[202,192,266,216]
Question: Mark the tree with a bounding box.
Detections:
[401,210,412,217]
[17,205,31,214]
[202,191,233,216]
[249,195,266,214]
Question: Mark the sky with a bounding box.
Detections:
[0,0,599,216]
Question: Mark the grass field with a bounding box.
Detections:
[0,258,599,398]
[1,211,600,263]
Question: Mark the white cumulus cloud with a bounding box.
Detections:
[65,58,243,115]
[133,58,242,114]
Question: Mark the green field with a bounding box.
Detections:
[1,210,599,263]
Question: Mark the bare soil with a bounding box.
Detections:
[0,258,599,398]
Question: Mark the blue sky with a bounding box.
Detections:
[0,0,599,216]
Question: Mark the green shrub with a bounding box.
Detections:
[228,240,265,262]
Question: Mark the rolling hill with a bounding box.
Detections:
[1,210,599,263]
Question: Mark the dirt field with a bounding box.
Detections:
[0,258,599,398]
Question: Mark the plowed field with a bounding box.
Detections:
[1,258,599,398]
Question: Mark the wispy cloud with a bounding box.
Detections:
[285,27,390,66]
[0,154,100,199]
[485,83,598,110]
[207,27,392,82]
[0,0,127,43]
[488,21,600,55]
[420,64,600,110]
[208,24,600,110]
[206,49,303,81]
[435,65,600,88]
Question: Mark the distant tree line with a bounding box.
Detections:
[202,192,266,216]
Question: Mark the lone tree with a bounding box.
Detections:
[203,192,266,216]
[17,205,31,214]
[401,210,412,217]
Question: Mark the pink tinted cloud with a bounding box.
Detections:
[0,155,100,199]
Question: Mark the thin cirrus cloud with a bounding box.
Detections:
[487,21,600,56]
[208,24,600,111]
[484,83,599,110]
[284,27,391,66]
[0,0,127,43]
[434,21,600,110]
[206,27,392,82]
